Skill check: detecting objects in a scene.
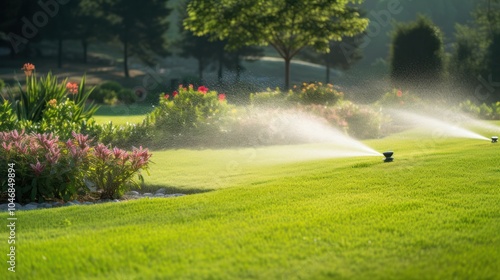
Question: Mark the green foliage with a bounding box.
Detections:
[91,81,136,105]
[87,144,152,199]
[5,67,98,139]
[185,0,368,89]
[376,88,422,109]
[38,99,100,140]
[0,131,89,203]
[291,82,344,105]
[250,88,291,107]
[458,100,500,120]
[152,85,230,138]
[0,100,17,131]
[390,16,445,91]
[0,130,153,202]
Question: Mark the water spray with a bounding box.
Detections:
[383,151,394,162]
[492,136,498,143]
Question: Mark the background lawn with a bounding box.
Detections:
[1,123,500,279]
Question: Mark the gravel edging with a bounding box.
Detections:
[0,188,186,211]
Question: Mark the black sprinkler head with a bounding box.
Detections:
[492,136,498,143]
[383,151,394,162]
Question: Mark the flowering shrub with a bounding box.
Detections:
[4,63,98,139]
[88,144,152,199]
[152,85,230,139]
[298,101,385,139]
[376,88,421,108]
[0,130,89,202]
[290,82,344,105]
[0,130,152,202]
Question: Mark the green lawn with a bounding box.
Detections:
[2,124,500,279]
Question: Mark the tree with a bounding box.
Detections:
[184,0,368,90]
[449,0,500,101]
[104,0,172,78]
[390,16,445,92]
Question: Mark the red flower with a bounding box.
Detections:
[396,90,403,97]
[66,82,79,94]
[218,93,226,101]
[21,63,35,76]
[164,94,170,99]
[173,91,178,97]
[198,86,208,94]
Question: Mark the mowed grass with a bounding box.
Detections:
[2,124,500,279]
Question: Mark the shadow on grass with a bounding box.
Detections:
[133,184,212,195]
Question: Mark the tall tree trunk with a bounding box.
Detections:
[325,60,331,84]
[57,37,63,69]
[218,51,223,83]
[82,39,88,64]
[284,57,291,90]
[124,39,129,78]
[198,57,204,81]
[235,54,241,82]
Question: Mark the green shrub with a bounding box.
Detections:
[390,16,445,91]
[152,85,230,138]
[91,81,136,105]
[0,131,89,202]
[0,100,17,131]
[4,63,98,137]
[250,88,290,107]
[0,130,153,202]
[376,88,422,109]
[290,82,343,105]
[458,100,500,120]
[38,99,100,140]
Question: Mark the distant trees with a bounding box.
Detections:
[389,16,445,92]
[184,0,368,90]
[449,0,500,102]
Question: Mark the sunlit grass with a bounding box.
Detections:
[2,123,499,279]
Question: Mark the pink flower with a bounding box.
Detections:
[66,82,79,94]
[21,63,35,76]
[188,84,194,90]
[94,143,112,160]
[30,161,45,177]
[396,90,403,97]
[164,94,170,99]
[198,86,208,94]
[218,93,226,101]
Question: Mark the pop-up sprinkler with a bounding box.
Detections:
[383,151,394,162]
[492,136,498,143]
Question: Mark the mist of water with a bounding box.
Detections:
[253,109,382,159]
[389,109,491,141]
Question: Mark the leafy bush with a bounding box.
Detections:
[152,85,230,140]
[0,130,152,202]
[376,88,422,109]
[38,99,100,140]
[250,88,290,107]
[88,144,152,199]
[0,130,89,202]
[458,100,500,120]
[390,16,445,91]
[91,81,137,105]
[4,64,98,139]
[299,101,385,139]
[290,82,344,105]
[0,100,17,131]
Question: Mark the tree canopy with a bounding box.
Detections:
[184,0,368,89]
